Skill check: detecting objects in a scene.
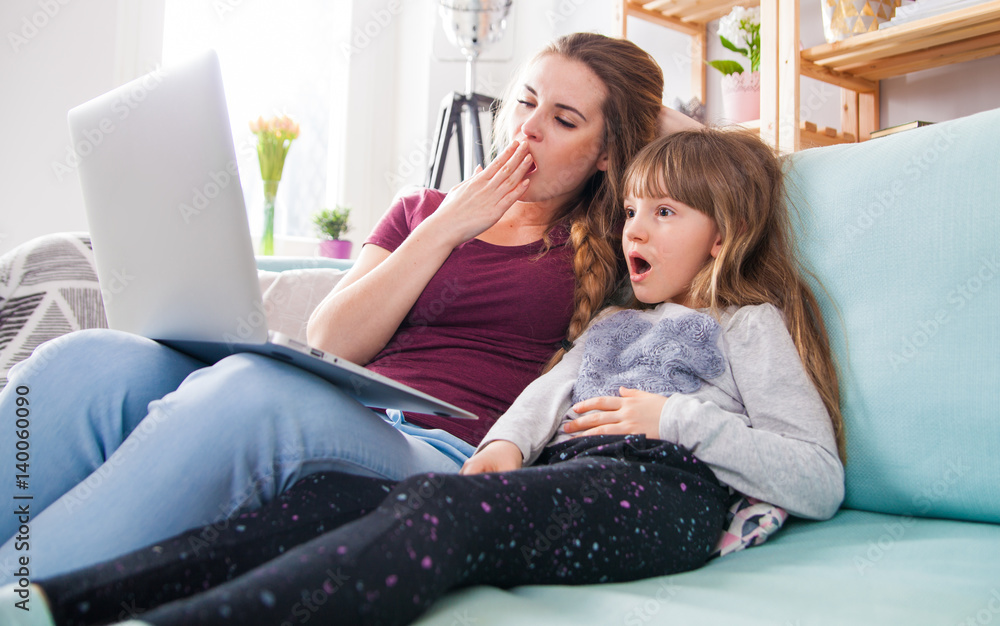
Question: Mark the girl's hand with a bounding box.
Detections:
[423,141,534,248]
[460,440,523,475]
[563,387,667,439]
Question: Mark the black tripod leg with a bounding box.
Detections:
[469,100,486,171]
[454,97,466,181]
[427,96,454,189]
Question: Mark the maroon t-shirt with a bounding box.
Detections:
[362,188,575,445]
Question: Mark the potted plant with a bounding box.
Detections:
[707,6,761,123]
[313,206,353,259]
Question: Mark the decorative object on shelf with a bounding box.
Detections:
[821,0,899,43]
[672,96,707,125]
[708,6,761,123]
[250,114,300,256]
[720,71,761,122]
[313,206,353,259]
[870,119,933,138]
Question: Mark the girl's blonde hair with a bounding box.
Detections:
[623,129,845,461]
[491,33,663,370]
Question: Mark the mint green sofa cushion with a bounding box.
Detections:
[255,256,354,272]
[416,510,1000,625]
[785,108,1000,523]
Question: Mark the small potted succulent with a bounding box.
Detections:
[313,206,353,259]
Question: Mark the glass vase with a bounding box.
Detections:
[261,179,279,256]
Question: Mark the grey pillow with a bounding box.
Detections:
[0,233,107,390]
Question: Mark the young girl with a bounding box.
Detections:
[2,128,844,626]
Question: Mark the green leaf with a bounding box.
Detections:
[719,35,749,56]
[706,59,745,75]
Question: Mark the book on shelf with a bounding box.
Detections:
[870,120,934,139]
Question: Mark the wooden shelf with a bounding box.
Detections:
[619,0,1000,151]
[623,0,757,26]
[802,0,1000,84]
[736,119,857,146]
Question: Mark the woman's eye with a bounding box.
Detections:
[516,99,535,108]
[556,118,576,129]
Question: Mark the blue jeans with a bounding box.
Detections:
[0,329,475,580]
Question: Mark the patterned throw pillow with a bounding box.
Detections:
[712,492,789,558]
[0,233,108,390]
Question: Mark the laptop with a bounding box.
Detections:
[67,50,476,420]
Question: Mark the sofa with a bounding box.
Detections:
[1,107,998,624]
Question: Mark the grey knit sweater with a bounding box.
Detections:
[477,302,845,520]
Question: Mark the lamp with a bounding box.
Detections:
[427,0,512,188]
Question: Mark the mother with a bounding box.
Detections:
[0,33,687,579]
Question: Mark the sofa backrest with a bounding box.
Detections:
[786,107,1000,523]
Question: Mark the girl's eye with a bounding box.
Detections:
[657,207,675,217]
[624,208,635,219]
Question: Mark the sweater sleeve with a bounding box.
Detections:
[658,304,845,520]
[475,333,587,465]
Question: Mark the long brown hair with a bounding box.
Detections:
[491,33,664,371]
[623,129,846,461]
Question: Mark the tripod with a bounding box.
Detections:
[426,91,497,189]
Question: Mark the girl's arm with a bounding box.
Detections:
[470,333,589,467]
[659,304,844,520]
[306,142,533,364]
[658,105,704,135]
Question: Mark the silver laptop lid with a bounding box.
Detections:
[68,50,267,344]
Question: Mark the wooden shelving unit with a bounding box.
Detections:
[618,0,762,110]
[618,0,1000,151]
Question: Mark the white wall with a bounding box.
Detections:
[3,0,999,257]
[1,0,117,255]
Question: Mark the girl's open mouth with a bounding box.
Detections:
[526,162,537,175]
[629,252,651,279]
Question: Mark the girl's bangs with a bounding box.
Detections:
[623,146,673,201]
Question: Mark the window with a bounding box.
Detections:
[162,0,349,242]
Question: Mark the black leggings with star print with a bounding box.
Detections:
[42,435,727,626]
